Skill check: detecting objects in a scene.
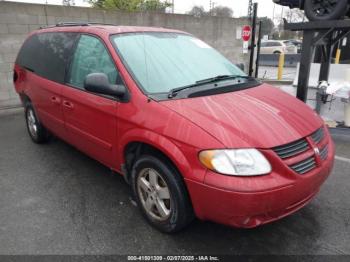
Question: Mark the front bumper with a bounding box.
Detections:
[185,132,335,228]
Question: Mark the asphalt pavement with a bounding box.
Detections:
[0,112,350,255]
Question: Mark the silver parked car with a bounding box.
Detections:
[260,40,297,54]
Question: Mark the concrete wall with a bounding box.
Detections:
[0,1,249,108]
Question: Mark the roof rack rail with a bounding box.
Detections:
[86,22,117,26]
[56,22,90,27]
[39,22,117,29]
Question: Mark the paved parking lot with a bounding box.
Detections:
[1,111,350,255]
[258,66,297,81]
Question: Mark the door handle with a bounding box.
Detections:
[51,96,61,104]
[63,100,74,109]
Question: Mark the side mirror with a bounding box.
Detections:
[84,73,126,98]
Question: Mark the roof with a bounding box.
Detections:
[36,23,187,36]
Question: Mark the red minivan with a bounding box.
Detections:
[13,23,335,233]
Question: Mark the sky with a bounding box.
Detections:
[172,0,284,19]
[7,0,286,21]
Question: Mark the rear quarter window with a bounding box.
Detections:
[16,32,78,83]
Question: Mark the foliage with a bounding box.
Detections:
[139,0,171,11]
[210,6,233,17]
[88,0,171,12]
[258,17,274,37]
[187,6,206,17]
[187,5,233,17]
[272,9,305,39]
[62,0,75,6]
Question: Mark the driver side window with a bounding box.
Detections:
[68,35,118,89]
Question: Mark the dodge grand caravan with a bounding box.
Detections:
[14,23,335,233]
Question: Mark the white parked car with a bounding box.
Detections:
[260,40,297,54]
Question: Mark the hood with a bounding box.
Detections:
[161,84,323,149]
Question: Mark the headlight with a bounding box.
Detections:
[199,149,271,176]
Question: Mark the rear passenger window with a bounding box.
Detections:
[16,32,78,83]
[68,35,118,89]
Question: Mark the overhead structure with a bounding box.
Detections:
[284,19,350,110]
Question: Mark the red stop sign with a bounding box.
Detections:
[242,25,251,42]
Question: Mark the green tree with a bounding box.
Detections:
[88,0,171,11]
[258,17,274,37]
[187,6,206,17]
[140,0,171,11]
[187,5,233,17]
[211,6,233,17]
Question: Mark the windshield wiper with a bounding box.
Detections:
[195,74,251,85]
[168,75,252,98]
[168,83,200,98]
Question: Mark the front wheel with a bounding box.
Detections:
[304,0,348,21]
[131,155,194,233]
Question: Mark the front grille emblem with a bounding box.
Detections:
[314,147,320,155]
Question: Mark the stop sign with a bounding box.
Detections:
[242,25,251,42]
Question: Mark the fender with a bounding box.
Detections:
[117,128,206,182]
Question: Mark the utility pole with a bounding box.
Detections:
[248,0,253,19]
[209,0,216,16]
[255,20,262,78]
[248,2,258,76]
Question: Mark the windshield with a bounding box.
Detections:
[111,32,246,94]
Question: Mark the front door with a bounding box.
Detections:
[62,34,122,167]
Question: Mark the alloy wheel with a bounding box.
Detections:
[137,168,171,221]
[27,108,38,139]
[312,0,338,16]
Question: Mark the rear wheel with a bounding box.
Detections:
[25,103,50,143]
[131,155,194,233]
[304,0,348,21]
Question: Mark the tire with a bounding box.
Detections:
[131,155,194,233]
[304,0,348,21]
[273,51,281,54]
[25,103,50,144]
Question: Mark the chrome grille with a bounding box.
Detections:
[290,156,317,175]
[320,145,328,160]
[272,126,328,175]
[272,138,309,159]
[311,127,324,144]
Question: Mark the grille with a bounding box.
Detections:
[272,138,309,159]
[320,145,328,160]
[311,127,324,144]
[290,156,317,175]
